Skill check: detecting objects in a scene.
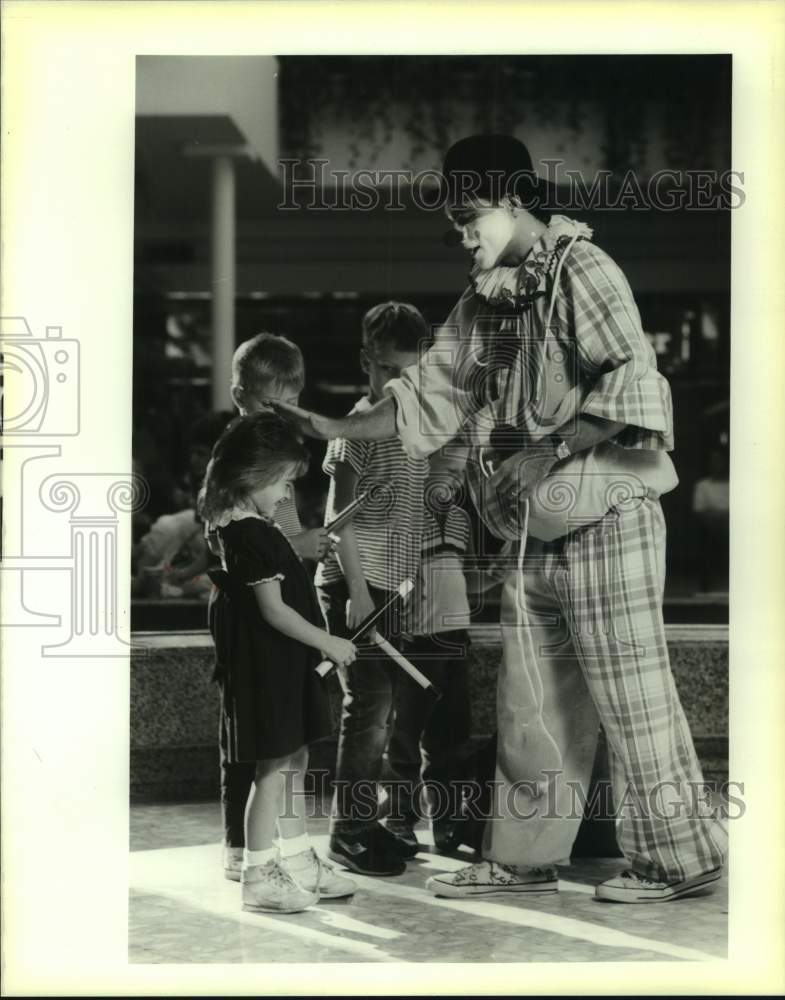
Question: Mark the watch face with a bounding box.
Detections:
[556,440,570,460]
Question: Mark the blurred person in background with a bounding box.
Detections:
[691,446,729,593]
[132,411,234,599]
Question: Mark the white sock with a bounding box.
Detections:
[243,846,276,869]
[276,833,311,859]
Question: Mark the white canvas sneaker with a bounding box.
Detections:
[426,860,558,898]
[284,847,356,899]
[241,859,319,913]
[595,866,721,903]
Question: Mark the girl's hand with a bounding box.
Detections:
[322,636,357,668]
[346,588,375,630]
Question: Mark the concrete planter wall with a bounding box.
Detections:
[130,625,728,802]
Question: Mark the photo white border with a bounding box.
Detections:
[2,0,784,994]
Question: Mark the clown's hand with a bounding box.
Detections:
[271,400,342,440]
[489,449,557,503]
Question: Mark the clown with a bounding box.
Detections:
[281,134,725,904]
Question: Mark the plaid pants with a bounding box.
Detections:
[484,497,725,881]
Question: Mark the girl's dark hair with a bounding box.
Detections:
[197,412,309,526]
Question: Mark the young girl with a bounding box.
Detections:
[200,412,358,913]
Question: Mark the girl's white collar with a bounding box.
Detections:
[210,507,270,529]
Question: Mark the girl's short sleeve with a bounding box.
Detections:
[222,519,289,586]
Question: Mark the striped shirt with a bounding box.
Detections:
[315,396,428,592]
[273,496,303,538]
[409,505,472,636]
[421,503,471,559]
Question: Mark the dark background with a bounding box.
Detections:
[132,55,731,626]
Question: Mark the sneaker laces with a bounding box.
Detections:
[311,852,324,895]
[317,854,337,874]
[496,862,555,878]
[263,860,300,890]
[455,861,553,886]
[286,848,326,891]
[621,868,667,887]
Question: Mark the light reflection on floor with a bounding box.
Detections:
[129,802,727,965]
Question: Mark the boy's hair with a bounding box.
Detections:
[197,412,309,527]
[231,332,305,396]
[362,301,430,355]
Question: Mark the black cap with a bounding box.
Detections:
[440,133,552,246]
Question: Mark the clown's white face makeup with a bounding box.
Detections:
[447,199,517,271]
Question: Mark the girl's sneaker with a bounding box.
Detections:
[241,859,319,913]
[285,847,356,899]
[223,846,244,882]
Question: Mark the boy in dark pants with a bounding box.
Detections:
[385,493,474,853]
[316,302,430,876]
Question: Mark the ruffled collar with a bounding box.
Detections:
[210,506,272,530]
[470,215,593,308]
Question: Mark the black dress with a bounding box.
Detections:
[207,514,334,762]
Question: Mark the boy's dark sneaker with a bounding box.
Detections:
[327,828,406,876]
[432,819,470,854]
[383,819,421,857]
[375,820,419,859]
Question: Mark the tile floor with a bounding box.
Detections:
[130,802,727,965]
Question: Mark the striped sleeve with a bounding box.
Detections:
[562,242,674,450]
[323,435,369,478]
[273,496,302,538]
[421,505,471,558]
[316,434,428,591]
[385,294,483,459]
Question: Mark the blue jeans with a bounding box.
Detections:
[317,579,405,834]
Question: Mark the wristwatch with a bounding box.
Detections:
[551,437,571,462]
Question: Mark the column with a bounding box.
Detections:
[211,154,236,411]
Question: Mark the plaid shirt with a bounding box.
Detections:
[386,216,677,540]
